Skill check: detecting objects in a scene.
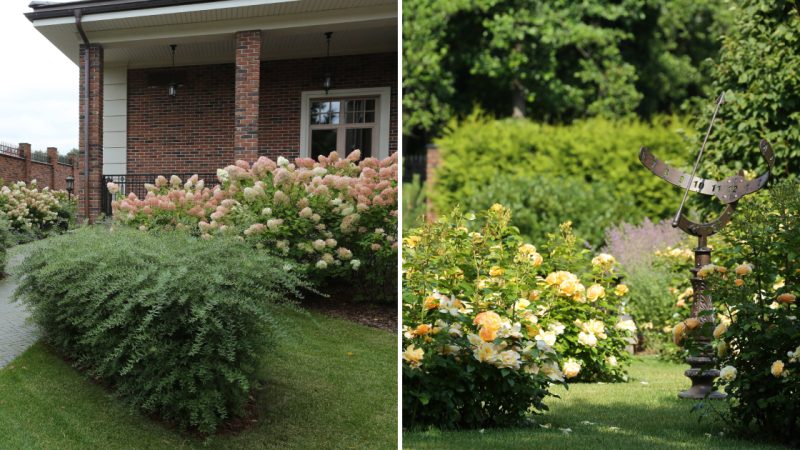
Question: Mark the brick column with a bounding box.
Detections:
[78,44,103,223]
[234,30,261,162]
[47,147,58,188]
[20,143,31,183]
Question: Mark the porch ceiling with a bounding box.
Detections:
[28,0,397,68]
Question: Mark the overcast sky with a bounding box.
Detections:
[0,1,78,153]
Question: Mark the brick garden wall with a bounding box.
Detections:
[126,52,397,174]
[0,144,77,190]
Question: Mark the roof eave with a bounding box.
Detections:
[25,0,222,21]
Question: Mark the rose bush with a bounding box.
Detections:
[681,180,800,445]
[0,180,75,238]
[109,151,398,301]
[402,205,636,429]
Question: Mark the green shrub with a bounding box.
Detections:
[14,228,309,433]
[402,174,426,232]
[0,218,10,276]
[432,114,694,223]
[703,0,800,182]
[402,205,636,429]
[689,180,800,445]
[460,174,636,248]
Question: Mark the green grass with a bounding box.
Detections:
[404,357,788,449]
[0,308,397,449]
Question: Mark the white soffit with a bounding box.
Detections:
[31,0,397,66]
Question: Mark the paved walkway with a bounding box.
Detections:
[0,246,39,368]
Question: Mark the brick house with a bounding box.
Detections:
[25,0,398,221]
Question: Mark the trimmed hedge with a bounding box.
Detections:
[456,174,636,247]
[432,115,695,224]
[14,228,310,433]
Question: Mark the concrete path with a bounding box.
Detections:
[0,245,39,368]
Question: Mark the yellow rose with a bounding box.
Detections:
[717,341,728,357]
[734,263,752,276]
[697,264,716,278]
[402,345,424,369]
[489,266,504,277]
[529,252,543,267]
[586,284,605,302]
[591,253,616,268]
[777,293,796,304]
[423,296,439,310]
[415,324,432,336]
[489,203,506,213]
[734,278,744,287]
[518,244,537,255]
[684,318,701,330]
[614,284,629,296]
[713,322,728,339]
[673,321,687,345]
[403,236,421,248]
[562,358,581,379]
[719,365,737,382]
[514,298,531,311]
[771,360,785,377]
[528,290,541,301]
[479,326,498,342]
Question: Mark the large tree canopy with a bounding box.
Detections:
[703,0,800,180]
[403,0,732,139]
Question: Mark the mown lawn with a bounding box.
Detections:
[404,357,789,450]
[0,308,397,449]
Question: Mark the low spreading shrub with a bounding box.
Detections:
[460,174,636,248]
[402,174,426,232]
[685,180,800,445]
[0,180,75,239]
[14,227,310,433]
[110,151,398,301]
[402,205,636,429]
[432,114,694,222]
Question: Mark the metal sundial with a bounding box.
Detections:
[638,92,776,400]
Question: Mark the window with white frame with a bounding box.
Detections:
[300,87,392,160]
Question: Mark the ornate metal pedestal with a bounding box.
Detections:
[638,93,775,399]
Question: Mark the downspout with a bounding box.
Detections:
[74,9,91,221]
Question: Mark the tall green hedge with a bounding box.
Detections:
[432,115,695,225]
[14,228,310,433]
[0,219,10,276]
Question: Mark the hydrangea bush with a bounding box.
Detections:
[0,180,74,238]
[402,205,636,429]
[685,181,799,445]
[110,151,398,300]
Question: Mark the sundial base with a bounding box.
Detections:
[678,355,726,400]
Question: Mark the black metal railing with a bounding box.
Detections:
[402,153,427,183]
[31,150,49,163]
[101,172,218,217]
[0,142,21,158]
[57,154,72,165]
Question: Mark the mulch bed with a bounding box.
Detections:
[300,286,397,333]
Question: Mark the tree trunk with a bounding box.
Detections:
[511,79,526,118]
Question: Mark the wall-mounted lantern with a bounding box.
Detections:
[323,32,333,94]
[66,175,74,200]
[168,44,178,97]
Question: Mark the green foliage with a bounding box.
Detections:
[433,114,694,227]
[14,228,310,434]
[457,174,635,248]
[402,174,427,232]
[402,0,732,137]
[692,180,800,445]
[704,0,800,181]
[403,205,637,429]
[0,218,10,276]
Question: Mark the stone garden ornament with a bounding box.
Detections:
[638,92,775,399]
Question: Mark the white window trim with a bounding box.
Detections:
[300,87,392,159]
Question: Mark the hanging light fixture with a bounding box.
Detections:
[168,44,178,98]
[323,32,333,94]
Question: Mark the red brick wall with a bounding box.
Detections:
[78,43,104,222]
[234,30,261,162]
[0,153,25,185]
[259,52,398,159]
[0,146,77,190]
[126,52,397,174]
[127,63,235,174]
